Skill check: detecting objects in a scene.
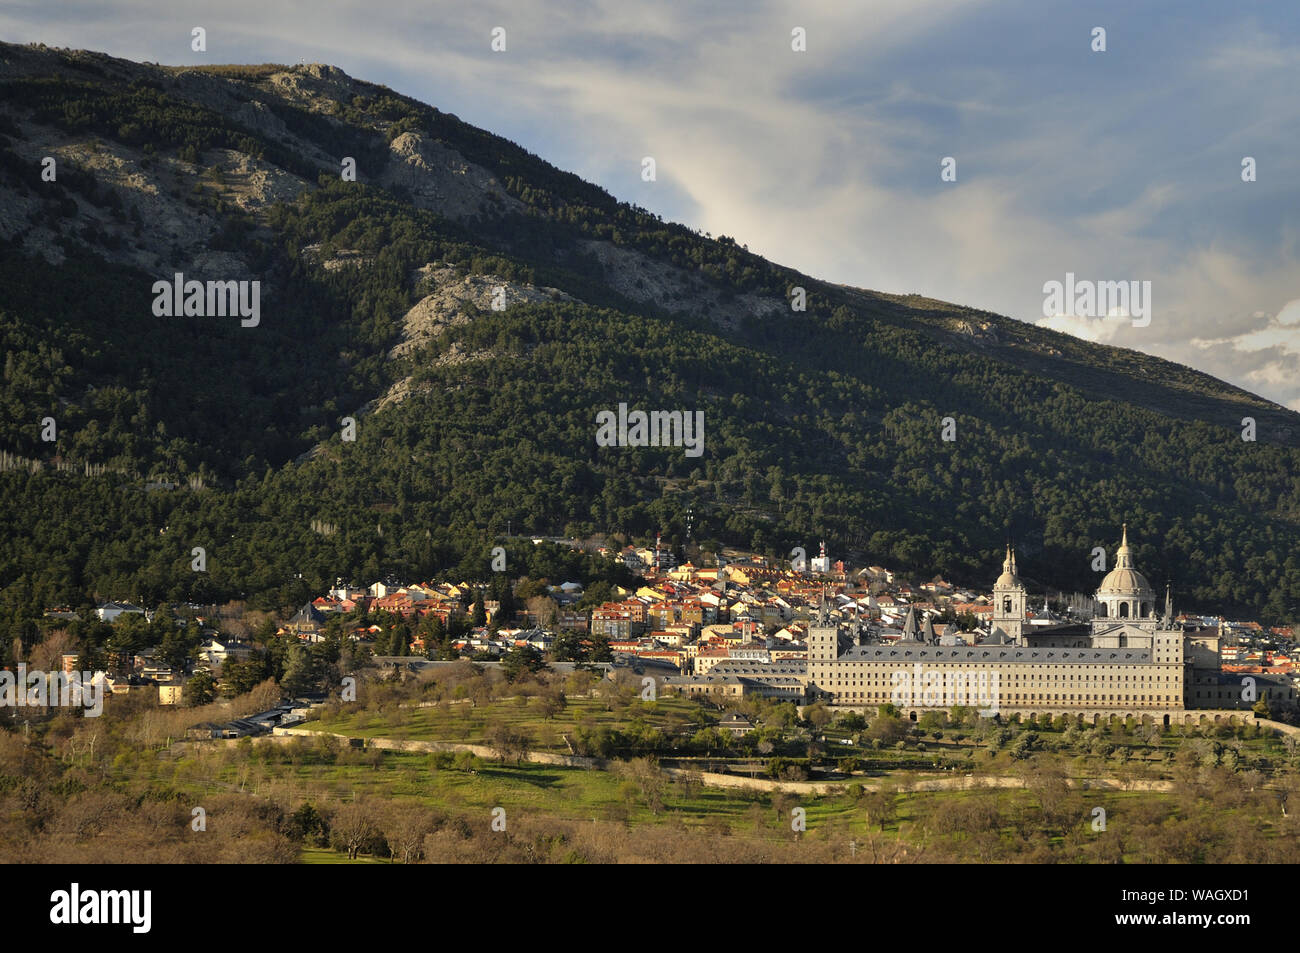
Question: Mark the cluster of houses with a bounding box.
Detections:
[281,580,569,658]
[209,544,1300,711]
[29,539,1300,717]
[1219,629,1295,678]
[37,602,260,708]
[266,550,1053,690]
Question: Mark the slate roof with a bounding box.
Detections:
[290,602,327,625]
[836,645,1153,663]
[709,661,808,676]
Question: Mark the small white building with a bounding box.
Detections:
[97,601,145,623]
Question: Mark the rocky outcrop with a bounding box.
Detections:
[578,238,786,330]
[389,263,573,358]
[380,132,524,221]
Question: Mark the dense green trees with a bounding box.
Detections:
[1,59,1299,645]
[500,646,545,683]
[184,670,215,706]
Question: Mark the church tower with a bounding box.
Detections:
[992,544,1027,643]
[807,594,840,661]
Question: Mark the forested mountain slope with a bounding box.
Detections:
[1,41,1298,632]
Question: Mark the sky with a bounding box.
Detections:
[4,0,1299,409]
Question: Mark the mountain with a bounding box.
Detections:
[1,41,1299,630]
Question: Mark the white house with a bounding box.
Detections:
[97,602,145,623]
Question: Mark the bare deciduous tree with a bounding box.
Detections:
[486,722,533,766]
[383,804,434,863]
[332,800,378,860]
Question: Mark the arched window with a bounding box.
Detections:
[1097,603,1107,617]
[1002,597,1012,614]
[1119,603,1129,618]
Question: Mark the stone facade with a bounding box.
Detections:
[804,527,1280,719]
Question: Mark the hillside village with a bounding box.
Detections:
[35,537,1299,728]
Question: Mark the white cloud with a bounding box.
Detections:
[1036,314,1128,344]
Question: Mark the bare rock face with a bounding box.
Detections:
[232,99,292,141]
[955,319,1000,345]
[0,48,526,272]
[328,266,578,425]
[209,149,308,212]
[577,239,785,330]
[380,132,524,222]
[0,117,313,274]
[266,64,356,112]
[388,263,574,359]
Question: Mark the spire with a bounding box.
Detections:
[996,543,1022,589]
[1164,583,1173,623]
[902,606,918,640]
[1115,523,1134,568]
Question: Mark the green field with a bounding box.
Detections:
[7,673,1300,863]
[307,693,704,751]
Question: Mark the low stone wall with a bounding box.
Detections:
[656,768,1174,796]
[272,726,604,768]
[270,727,1177,795]
[1254,718,1300,737]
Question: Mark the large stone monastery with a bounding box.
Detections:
[799,526,1293,722]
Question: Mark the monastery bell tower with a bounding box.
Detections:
[992,545,1027,643]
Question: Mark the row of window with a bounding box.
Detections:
[831,690,1178,704]
[826,674,1172,685]
[814,661,1179,670]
